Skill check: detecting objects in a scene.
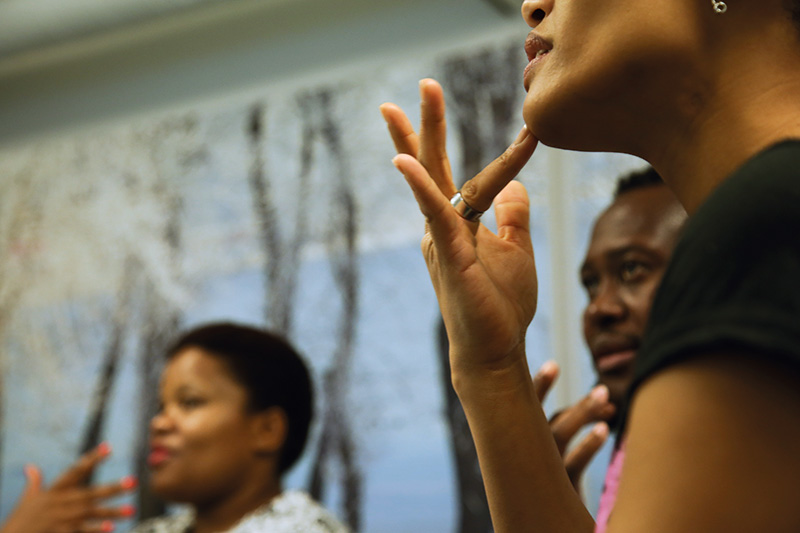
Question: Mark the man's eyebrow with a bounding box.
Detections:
[605,244,661,261]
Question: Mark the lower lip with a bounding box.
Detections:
[596,350,636,372]
[148,449,171,468]
[523,52,549,89]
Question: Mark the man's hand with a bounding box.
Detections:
[533,361,616,492]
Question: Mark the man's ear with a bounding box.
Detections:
[251,407,288,455]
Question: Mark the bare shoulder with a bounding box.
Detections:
[608,353,800,532]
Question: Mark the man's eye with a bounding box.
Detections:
[581,275,599,296]
[620,261,647,281]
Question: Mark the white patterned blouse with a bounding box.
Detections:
[130,491,350,533]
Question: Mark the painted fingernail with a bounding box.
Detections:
[101,520,115,533]
[120,476,138,490]
[120,504,136,517]
[97,442,112,457]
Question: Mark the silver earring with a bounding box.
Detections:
[711,0,728,13]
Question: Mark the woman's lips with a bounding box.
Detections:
[523,51,549,90]
[148,446,172,468]
[523,33,552,91]
[595,349,636,373]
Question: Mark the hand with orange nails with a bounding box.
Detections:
[532,361,615,494]
[0,443,137,533]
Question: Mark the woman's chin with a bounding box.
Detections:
[149,475,189,503]
[523,103,624,154]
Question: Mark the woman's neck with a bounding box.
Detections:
[652,83,800,215]
[647,22,800,214]
[191,479,282,533]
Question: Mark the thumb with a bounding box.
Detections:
[22,464,43,498]
[494,180,533,254]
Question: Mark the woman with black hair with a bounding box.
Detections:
[382,0,800,530]
[132,322,348,533]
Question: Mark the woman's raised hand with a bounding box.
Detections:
[381,79,539,380]
[1,443,137,533]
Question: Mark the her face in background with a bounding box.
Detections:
[148,347,281,506]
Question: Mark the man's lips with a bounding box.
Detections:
[595,349,636,373]
[591,337,639,373]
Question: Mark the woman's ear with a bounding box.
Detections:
[251,407,288,455]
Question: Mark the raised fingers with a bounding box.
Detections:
[563,422,610,490]
[21,464,44,499]
[392,154,464,242]
[88,476,138,501]
[495,180,534,254]
[380,103,419,156]
[51,443,111,490]
[61,519,117,533]
[417,79,457,198]
[460,126,538,213]
[550,385,616,456]
[533,360,560,403]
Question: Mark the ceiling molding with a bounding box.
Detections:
[0,0,292,59]
[481,0,520,17]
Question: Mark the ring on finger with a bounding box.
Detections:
[450,191,484,222]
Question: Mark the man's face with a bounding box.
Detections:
[580,185,685,407]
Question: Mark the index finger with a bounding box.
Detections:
[51,442,111,490]
[532,360,560,403]
[380,103,419,156]
[459,126,538,213]
[551,386,616,455]
[88,476,138,501]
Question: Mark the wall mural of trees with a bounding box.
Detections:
[0,36,640,532]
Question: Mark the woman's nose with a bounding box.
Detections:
[150,410,174,434]
[521,0,553,28]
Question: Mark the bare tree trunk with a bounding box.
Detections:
[132,133,186,521]
[437,42,524,533]
[78,257,137,482]
[301,90,362,531]
[133,296,179,520]
[248,104,311,339]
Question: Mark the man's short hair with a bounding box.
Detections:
[613,166,664,199]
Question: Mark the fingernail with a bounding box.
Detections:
[101,521,115,533]
[391,155,403,170]
[23,464,35,477]
[590,385,609,403]
[97,442,111,457]
[120,476,138,490]
[540,360,558,374]
[592,422,610,438]
[514,125,529,145]
[120,504,136,518]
